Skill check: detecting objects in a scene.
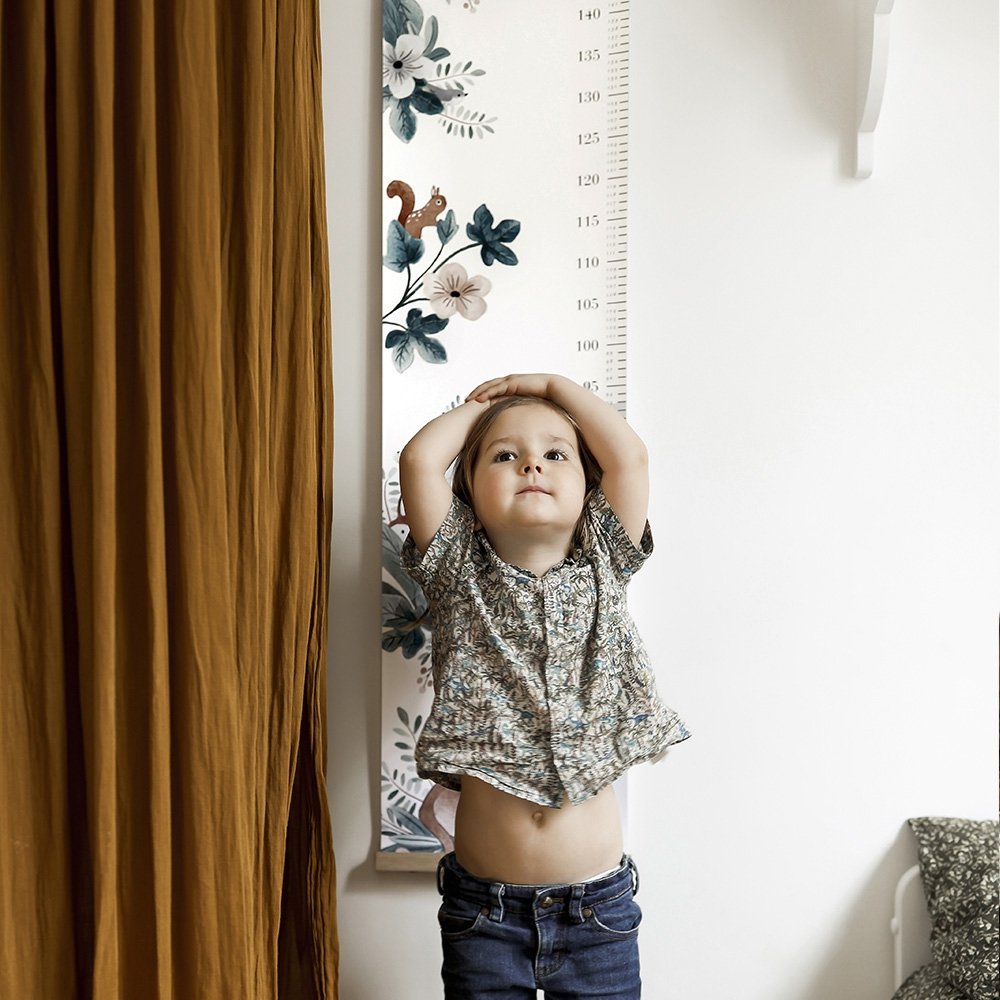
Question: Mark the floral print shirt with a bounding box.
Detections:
[401,487,691,807]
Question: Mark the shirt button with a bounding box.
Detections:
[540,896,555,908]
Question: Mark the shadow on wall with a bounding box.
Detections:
[718,0,859,175]
[801,822,917,1000]
[324,9,441,994]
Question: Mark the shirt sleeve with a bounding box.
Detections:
[399,495,476,602]
[585,486,654,580]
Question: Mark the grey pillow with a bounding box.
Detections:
[908,817,999,1000]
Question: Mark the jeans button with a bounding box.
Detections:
[480,906,490,916]
[582,906,593,918]
[540,896,554,908]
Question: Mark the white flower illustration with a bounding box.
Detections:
[383,35,430,99]
[428,263,492,321]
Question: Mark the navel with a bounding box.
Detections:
[531,809,545,825]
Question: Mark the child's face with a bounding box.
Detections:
[470,404,587,544]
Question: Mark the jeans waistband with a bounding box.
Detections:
[437,852,639,923]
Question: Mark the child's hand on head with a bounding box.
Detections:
[466,373,556,403]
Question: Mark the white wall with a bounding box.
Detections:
[322,3,998,998]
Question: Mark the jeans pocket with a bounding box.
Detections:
[438,893,488,939]
[587,890,643,936]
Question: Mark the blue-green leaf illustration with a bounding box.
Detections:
[388,97,417,142]
[386,310,448,371]
[382,593,418,630]
[425,47,450,62]
[382,625,425,657]
[466,204,520,266]
[381,797,441,851]
[410,87,444,117]
[436,209,457,245]
[392,336,415,372]
[381,592,428,656]
[423,14,439,52]
[389,805,432,838]
[383,0,423,44]
[382,523,429,612]
[465,204,494,241]
[405,308,447,336]
[381,761,429,808]
[383,220,424,271]
[382,527,432,658]
[380,709,446,851]
[485,243,517,266]
[431,62,483,100]
[383,0,402,44]
[401,0,423,33]
[384,593,424,645]
[492,218,520,242]
[415,336,447,365]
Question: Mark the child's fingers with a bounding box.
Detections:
[464,382,493,402]
[465,373,552,402]
[465,376,514,402]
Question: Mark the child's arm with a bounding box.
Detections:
[399,398,492,554]
[467,373,649,545]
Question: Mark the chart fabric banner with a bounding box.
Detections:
[380,0,632,869]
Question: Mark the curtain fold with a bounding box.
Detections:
[0,1,338,996]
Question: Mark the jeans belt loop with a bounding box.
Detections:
[436,856,446,896]
[627,855,639,897]
[569,882,586,923]
[488,881,506,923]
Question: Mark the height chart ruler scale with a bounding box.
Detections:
[379,0,633,870]
[604,1,631,415]
[576,1,631,415]
[572,1,631,415]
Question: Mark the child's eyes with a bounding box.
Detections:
[491,449,568,462]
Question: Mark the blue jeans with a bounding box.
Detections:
[436,852,642,999]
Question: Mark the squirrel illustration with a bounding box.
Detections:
[387,180,447,238]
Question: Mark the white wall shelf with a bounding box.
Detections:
[856,0,896,178]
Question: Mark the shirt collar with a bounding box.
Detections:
[476,529,580,579]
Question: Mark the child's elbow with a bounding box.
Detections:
[615,438,647,474]
[602,442,647,482]
[398,443,424,487]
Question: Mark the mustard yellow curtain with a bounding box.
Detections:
[0,1,338,997]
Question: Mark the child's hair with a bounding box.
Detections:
[451,396,603,542]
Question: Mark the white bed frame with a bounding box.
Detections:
[890,864,933,989]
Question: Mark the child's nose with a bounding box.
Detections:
[523,462,542,474]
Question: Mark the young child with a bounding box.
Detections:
[399,373,690,1000]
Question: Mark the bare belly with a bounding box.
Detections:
[453,775,623,885]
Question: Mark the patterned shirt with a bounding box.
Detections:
[401,487,690,807]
